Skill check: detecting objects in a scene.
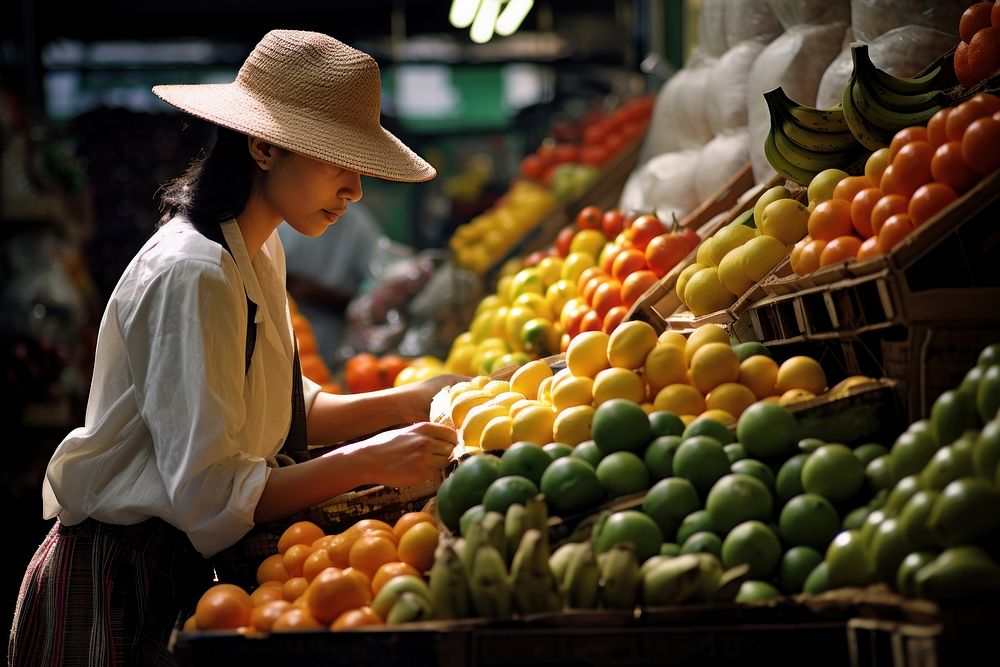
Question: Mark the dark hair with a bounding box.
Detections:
[158,126,257,227]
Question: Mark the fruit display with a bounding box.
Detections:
[290,298,341,394]
[954,2,1000,87]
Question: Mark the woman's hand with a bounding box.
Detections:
[336,421,458,488]
[394,373,468,424]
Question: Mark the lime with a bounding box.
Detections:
[778,546,824,594]
[499,442,552,486]
[660,543,681,557]
[803,561,831,595]
[596,451,651,498]
[648,411,685,437]
[918,436,975,492]
[592,510,664,562]
[705,474,773,535]
[482,475,539,514]
[737,403,800,460]
[916,546,1000,602]
[673,436,731,496]
[435,475,463,532]
[732,342,771,362]
[978,343,1000,368]
[867,489,889,511]
[721,521,782,579]
[978,366,1000,424]
[540,457,605,517]
[871,517,910,584]
[930,389,978,446]
[779,493,839,550]
[798,438,825,453]
[959,365,983,401]
[544,442,574,460]
[681,531,724,559]
[725,443,748,463]
[591,399,652,455]
[459,504,485,537]
[882,475,921,516]
[854,443,889,467]
[730,459,776,493]
[825,530,874,588]
[973,420,1000,480]
[570,439,604,468]
[438,453,501,529]
[676,510,714,545]
[889,429,938,482]
[641,477,701,540]
[896,551,937,598]
[859,510,888,551]
[865,455,894,492]
[801,444,865,503]
[644,436,682,480]
[736,580,780,602]
[928,477,1000,547]
[841,506,872,531]
[775,453,808,504]
[683,418,736,445]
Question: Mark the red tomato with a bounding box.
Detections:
[522,250,547,268]
[520,154,543,181]
[602,210,627,239]
[554,224,576,257]
[627,214,669,251]
[645,234,689,277]
[576,206,604,231]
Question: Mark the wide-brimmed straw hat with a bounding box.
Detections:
[152,29,435,183]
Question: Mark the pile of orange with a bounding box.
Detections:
[289,297,341,393]
[183,512,440,634]
[791,93,1000,277]
[954,2,1000,87]
[344,353,409,393]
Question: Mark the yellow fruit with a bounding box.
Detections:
[468,375,492,390]
[717,246,754,296]
[607,321,658,370]
[520,318,559,357]
[509,359,553,400]
[741,235,789,283]
[829,375,874,396]
[561,252,596,283]
[658,331,687,348]
[536,376,554,405]
[705,382,757,418]
[469,310,497,344]
[480,416,514,451]
[447,381,471,401]
[490,307,511,340]
[807,168,850,208]
[511,405,556,444]
[546,280,576,316]
[513,293,553,320]
[680,414,697,426]
[551,375,594,411]
[509,269,545,300]
[696,238,718,267]
[445,344,476,376]
[550,367,574,391]
[779,388,816,406]
[738,355,780,399]
[451,331,475,350]
[504,306,536,349]
[592,367,646,406]
[552,405,595,446]
[676,263,706,303]
[865,148,891,186]
[496,275,513,304]
[508,399,545,419]
[569,229,607,260]
[450,390,491,428]
[709,225,757,267]
[461,404,508,448]
[697,409,736,425]
[653,384,706,416]
[483,380,511,396]
[473,296,503,320]
[760,199,810,246]
[776,356,827,395]
[683,268,738,317]
[536,256,564,288]
[684,324,731,365]
[566,331,612,378]
[487,391,527,411]
[643,343,687,395]
[641,403,656,415]
[689,342,740,394]
[753,186,791,225]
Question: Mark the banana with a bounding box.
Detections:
[469,544,513,618]
[862,77,949,113]
[850,76,942,132]
[462,511,506,573]
[689,553,725,603]
[712,563,751,603]
[428,542,472,620]
[461,518,488,574]
[852,44,946,95]
[525,493,550,548]
[769,87,849,133]
[509,528,562,615]
[841,78,895,151]
[598,542,641,610]
[481,511,507,557]
[764,89,858,152]
[764,129,819,186]
[772,123,863,173]
[550,542,588,587]
[386,591,433,625]
[504,503,530,564]
[641,554,703,606]
[563,543,601,609]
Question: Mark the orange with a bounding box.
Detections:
[796,238,827,276]
[305,566,372,624]
[599,243,622,274]
[831,175,872,203]
[576,266,606,294]
[271,607,324,632]
[621,270,658,307]
[885,141,934,197]
[789,237,808,275]
[250,599,293,632]
[277,520,325,555]
[888,127,928,161]
[302,548,337,582]
[611,248,647,282]
[579,309,603,333]
[908,183,958,227]
[602,305,628,334]
[311,534,338,551]
[856,236,881,261]
[870,194,909,237]
[877,214,915,254]
[195,583,253,631]
[581,274,606,306]
[967,27,1000,81]
[807,199,853,241]
[926,108,950,148]
[256,553,290,585]
[864,148,891,186]
[592,279,624,318]
[393,511,437,540]
[961,116,1000,175]
[331,606,383,631]
[281,576,309,602]
[945,97,996,143]
[850,187,881,238]
[371,561,422,595]
[961,3,995,43]
[319,532,355,568]
[776,356,827,395]
[819,236,863,267]
[281,543,313,578]
[931,142,981,193]
[954,42,978,87]
[396,521,441,574]
[348,533,398,578]
[738,354,779,400]
[351,519,395,539]
[250,581,285,607]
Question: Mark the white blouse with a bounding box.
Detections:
[42,218,322,557]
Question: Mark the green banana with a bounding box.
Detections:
[641,554,703,606]
[428,542,472,620]
[386,591,434,625]
[850,76,942,132]
[841,78,895,150]
[764,129,819,186]
[852,44,947,95]
[772,122,864,173]
[862,76,950,113]
[689,553,725,603]
[509,529,562,615]
[469,544,512,618]
[462,511,505,573]
[461,519,488,574]
[504,503,529,564]
[712,564,751,603]
[550,542,588,587]
[598,542,642,610]
[525,494,549,541]
[770,87,849,133]
[764,89,858,151]
[563,542,601,608]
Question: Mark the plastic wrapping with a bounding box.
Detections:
[850,0,966,45]
[695,130,751,204]
[746,21,850,183]
[639,48,717,162]
[815,25,961,109]
[706,39,769,136]
[767,0,850,31]
[724,0,783,47]
[697,0,730,57]
[619,148,702,221]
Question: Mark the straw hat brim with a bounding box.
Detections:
[152,82,436,183]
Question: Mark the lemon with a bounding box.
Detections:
[689,342,740,394]
[511,405,556,445]
[504,306,536,349]
[447,381,472,401]
[658,331,687,348]
[509,359,553,400]
[684,323,731,365]
[509,399,545,419]
[487,391,527,411]
[553,405,595,446]
[676,263,706,304]
[607,321,659,370]
[570,229,607,260]
[705,382,757,418]
[480,416,514,451]
[492,352,530,373]
[550,367,574,391]
[592,367,646,406]
[643,343,688,395]
[474,348,506,376]
[561,252,596,283]
[482,380,511,396]
[450,390,493,428]
[536,256,564,288]
[865,148,891,186]
[469,310,497,343]
[807,168,850,208]
[513,293,553,320]
[468,375,492,390]
[551,375,595,411]
[545,280,576,316]
[461,404,508,448]
[566,331,612,378]
[760,199,810,246]
[709,225,757,267]
[536,376,554,404]
[653,383,706,416]
[509,268,545,299]
[683,268,738,317]
[717,246,754,296]
[779,388,816,405]
[738,355,780,399]
[496,275,513,304]
[776,356,827,395]
[697,408,736,425]
[741,235,789,283]
[445,343,477,376]
[696,237,718,267]
[641,403,656,415]
[520,318,559,357]
[753,186,791,224]
[489,306,510,340]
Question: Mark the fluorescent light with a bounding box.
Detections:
[495,0,533,36]
[449,0,481,29]
[470,0,501,43]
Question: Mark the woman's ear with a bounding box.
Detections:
[248,136,279,170]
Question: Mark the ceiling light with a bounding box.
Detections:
[495,0,533,37]
[448,0,481,29]
[470,0,501,44]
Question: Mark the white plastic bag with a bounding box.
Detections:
[724,0,783,46]
[697,0,729,57]
[619,148,702,219]
[639,48,717,162]
[850,0,967,45]
[768,0,850,31]
[695,131,751,204]
[706,39,769,136]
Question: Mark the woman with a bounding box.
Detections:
[10,30,461,666]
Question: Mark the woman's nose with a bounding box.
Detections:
[340,170,363,202]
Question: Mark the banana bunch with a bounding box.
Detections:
[371,575,434,625]
[763,87,867,186]
[597,543,642,610]
[504,494,550,563]
[639,553,749,606]
[842,44,951,150]
[428,540,472,620]
[509,529,563,615]
[558,542,602,608]
[468,542,513,618]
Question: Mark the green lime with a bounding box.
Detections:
[882,475,921,516]
[867,489,889,511]
[927,477,1000,547]
[978,365,1000,424]
[596,451,651,498]
[978,343,1000,369]
[798,438,825,453]
[732,342,771,362]
[915,546,1000,602]
[959,365,983,401]
[825,530,874,588]
[435,475,463,532]
[779,493,839,550]
[544,442,574,460]
[776,453,808,504]
[859,510,888,551]
[641,477,701,541]
[648,411,685,437]
[676,510,714,545]
[499,442,553,486]
[592,399,652,455]
[930,390,978,446]
[778,546,824,594]
[660,543,681,557]
[673,436,731,496]
[705,473,773,535]
[871,517,910,585]
[802,444,865,503]
[896,551,937,598]
[974,420,1000,480]
[459,504,485,537]
[899,489,942,551]
[721,520,782,579]
[449,452,502,510]
[681,531,724,559]
[736,580,780,602]
[482,475,539,514]
[570,439,604,468]
[683,418,735,445]
[725,443,748,464]
[737,403,800,460]
[889,429,938,482]
[854,443,889,467]
[540,457,605,517]
[803,561,831,595]
[644,435,682,480]
[730,459,776,493]
[919,435,975,492]
[865,455,894,492]
[592,510,664,562]
[841,505,872,531]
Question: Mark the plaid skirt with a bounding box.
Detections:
[9,518,214,667]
